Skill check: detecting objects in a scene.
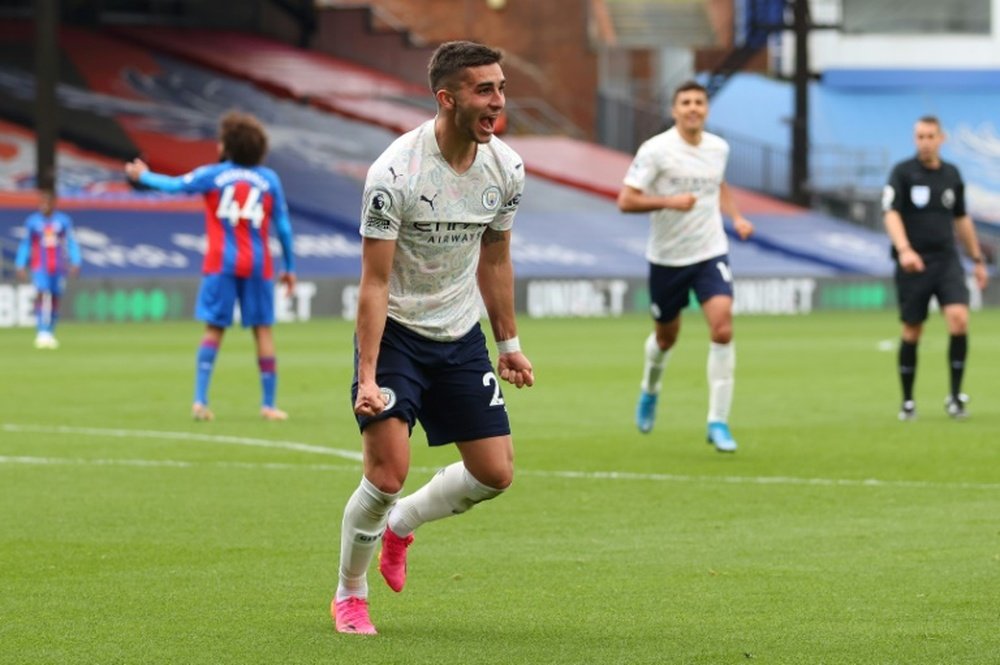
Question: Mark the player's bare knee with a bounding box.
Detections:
[655,331,677,350]
[366,469,407,495]
[901,323,922,342]
[378,479,406,495]
[710,324,732,344]
[484,469,514,492]
[465,460,513,492]
[945,313,968,334]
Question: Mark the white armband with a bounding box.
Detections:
[496,336,521,355]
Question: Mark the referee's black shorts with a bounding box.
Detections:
[894,252,969,324]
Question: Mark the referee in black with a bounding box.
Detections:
[883,115,989,421]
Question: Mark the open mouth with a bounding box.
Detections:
[480,115,497,133]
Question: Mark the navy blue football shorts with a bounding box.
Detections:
[648,254,734,322]
[352,318,511,446]
[196,273,275,328]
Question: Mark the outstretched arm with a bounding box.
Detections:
[124,158,196,194]
[477,228,533,388]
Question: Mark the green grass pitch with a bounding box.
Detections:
[2,311,998,664]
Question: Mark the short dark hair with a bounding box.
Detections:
[219,111,268,166]
[917,115,941,128]
[428,41,503,93]
[672,80,708,104]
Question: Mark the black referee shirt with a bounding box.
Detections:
[883,156,966,258]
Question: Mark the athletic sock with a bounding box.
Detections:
[34,294,43,335]
[35,292,52,334]
[899,339,917,402]
[48,294,60,335]
[194,338,219,405]
[387,462,505,537]
[707,341,735,423]
[640,332,669,394]
[336,477,400,602]
[948,334,967,399]
[258,356,277,408]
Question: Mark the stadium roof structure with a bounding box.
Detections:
[0,25,892,279]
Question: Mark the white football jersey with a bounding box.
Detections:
[360,120,524,341]
[623,127,730,266]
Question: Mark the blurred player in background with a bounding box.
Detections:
[333,41,533,635]
[125,111,296,422]
[883,115,989,421]
[617,80,754,453]
[15,189,81,349]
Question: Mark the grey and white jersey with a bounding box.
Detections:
[360,120,524,341]
[623,127,730,266]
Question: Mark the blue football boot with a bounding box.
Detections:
[706,421,738,453]
[635,392,658,434]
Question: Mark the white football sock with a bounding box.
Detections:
[387,462,504,537]
[707,341,735,423]
[336,476,399,602]
[640,332,670,394]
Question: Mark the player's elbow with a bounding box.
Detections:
[616,190,634,212]
[617,186,648,213]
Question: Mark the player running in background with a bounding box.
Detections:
[617,80,754,453]
[883,115,989,421]
[333,41,534,635]
[125,111,296,422]
[15,189,81,349]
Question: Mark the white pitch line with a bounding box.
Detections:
[518,468,1000,491]
[1,423,363,461]
[0,455,361,473]
[3,423,1000,492]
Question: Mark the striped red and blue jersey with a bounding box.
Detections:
[138,162,295,279]
[14,211,82,276]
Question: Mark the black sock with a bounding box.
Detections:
[949,334,968,398]
[899,340,917,402]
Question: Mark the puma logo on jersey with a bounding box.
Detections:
[420,193,439,211]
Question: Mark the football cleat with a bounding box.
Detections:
[260,406,289,421]
[706,421,738,453]
[378,527,414,593]
[332,596,377,635]
[944,394,969,420]
[635,391,658,434]
[34,333,58,349]
[898,400,917,421]
[191,403,215,422]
